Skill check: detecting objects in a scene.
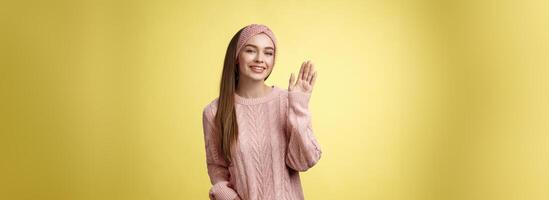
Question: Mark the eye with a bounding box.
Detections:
[245,49,255,53]
[265,52,273,56]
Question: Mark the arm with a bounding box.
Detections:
[285,60,322,172]
[202,106,240,200]
[285,90,322,172]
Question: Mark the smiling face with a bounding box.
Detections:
[236,33,275,83]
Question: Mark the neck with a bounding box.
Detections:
[236,78,272,98]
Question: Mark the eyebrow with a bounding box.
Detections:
[244,44,274,50]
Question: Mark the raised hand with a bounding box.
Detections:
[288,60,317,94]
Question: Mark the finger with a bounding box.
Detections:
[300,60,308,80]
[303,60,311,81]
[310,71,317,87]
[307,62,315,83]
[288,73,295,90]
[298,61,306,81]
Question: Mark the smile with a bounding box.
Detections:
[250,65,266,73]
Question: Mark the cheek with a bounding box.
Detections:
[238,52,253,63]
[267,56,275,67]
[238,61,247,72]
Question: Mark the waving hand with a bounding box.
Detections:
[288,60,317,94]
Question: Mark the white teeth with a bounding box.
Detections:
[250,66,265,72]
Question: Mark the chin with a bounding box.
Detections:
[242,74,267,82]
[250,76,267,81]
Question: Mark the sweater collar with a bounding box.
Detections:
[234,85,281,105]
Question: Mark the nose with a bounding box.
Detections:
[253,52,265,63]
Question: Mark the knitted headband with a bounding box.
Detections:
[235,24,278,64]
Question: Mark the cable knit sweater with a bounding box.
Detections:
[202,85,322,200]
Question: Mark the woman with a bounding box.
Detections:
[202,24,321,200]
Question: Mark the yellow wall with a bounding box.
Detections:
[1,0,548,199]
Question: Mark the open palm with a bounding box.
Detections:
[288,60,317,94]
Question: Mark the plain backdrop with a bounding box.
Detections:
[1,0,548,199]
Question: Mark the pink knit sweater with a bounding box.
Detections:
[202,86,322,200]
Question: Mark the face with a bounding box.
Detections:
[236,33,275,82]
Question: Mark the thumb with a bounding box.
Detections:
[288,73,295,91]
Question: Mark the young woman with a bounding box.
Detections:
[202,24,322,200]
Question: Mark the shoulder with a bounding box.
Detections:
[277,86,289,95]
[202,98,219,120]
[274,86,310,102]
[274,85,289,99]
[273,86,290,109]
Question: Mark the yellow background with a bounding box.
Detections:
[1,0,548,199]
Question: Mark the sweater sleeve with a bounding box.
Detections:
[285,91,322,172]
[202,106,240,200]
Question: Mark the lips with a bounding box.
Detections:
[249,65,266,73]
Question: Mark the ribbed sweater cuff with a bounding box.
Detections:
[288,90,311,108]
[210,181,238,200]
